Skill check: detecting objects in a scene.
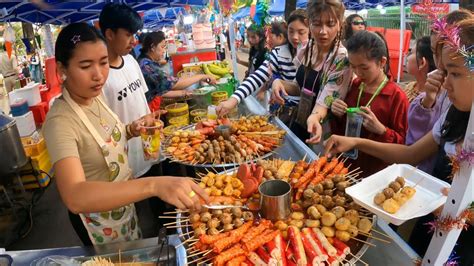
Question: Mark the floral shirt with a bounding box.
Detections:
[138,56,177,102]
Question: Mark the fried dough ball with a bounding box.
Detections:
[383,187,395,198]
[207,218,220,229]
[322,212,337,227]
[347,225,359,237]
[221,213,233,225]
[190,213,201,223]
[335,217,351,231]
[275,221,288,231]
[289,219,304,229]
[321,226,335,238]
[336,181,350,191]
[314,183,324,194]
[335,230,351,242]
[208,228,220,235]
[305,219,320,228]
[374,192,386,205]
[212,209,223,218]
[223,223,234,232]
[242,211,254,221]
[291,212,305,220]
[316,204,327,215]
[200,212,212,222]
[344,210,360,225]
[358,218,372,233]
[233,218,244,227]
[322,196,335,209]
[401,186,416,199]
[332,174,345,183]
[396,176,405,187]
[332,206,346,219]
[389,181,402,192]
[194,227,207,236]
[232,208,242,218]
[304,189,315,200]
[308,206,322,220]
[334,195,346,207]
[392,192,408,206]
[323,179,334,189]
[382,198,400,214]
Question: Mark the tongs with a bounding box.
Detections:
[203,204,250,210]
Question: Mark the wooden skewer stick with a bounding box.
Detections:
[163,219,189,227]
[163,209,188,215]
[187,249,210,258]
[358,231,391,243]
[351,237,376,247]
[346,167,361,176]
[197,256,213,265]
[336,153,344,160]
[175,237,196,248]
[188,255,210,265]
[158,216,179,219]
[370,228,393,239]
[166,224,189,228]
[179,231,193,238]
[349,252,369,266]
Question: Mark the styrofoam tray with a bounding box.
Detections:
[346,164,450,225]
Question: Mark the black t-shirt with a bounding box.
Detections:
[247,47,267,77]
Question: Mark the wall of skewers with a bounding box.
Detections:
[160,156,394,265]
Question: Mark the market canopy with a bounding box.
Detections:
[297,0,459,10]
[0,0,207,25]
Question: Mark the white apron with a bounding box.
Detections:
[63,89,141,245]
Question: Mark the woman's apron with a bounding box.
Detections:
[63,89,141,245]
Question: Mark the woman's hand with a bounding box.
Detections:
[358,106,386,135]
[130,110,166,137]
[202,75,218,85]
[153,176,209,211]
[271,79,288,105]
[331,99,348,117]
[306,114,323,144]
[256,88,266,101]
[216,97,238,116]
[324,135,358,157]
[422,69,445,108]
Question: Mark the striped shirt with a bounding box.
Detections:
[232,44,296,103]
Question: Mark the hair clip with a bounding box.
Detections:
[71,35,81,44]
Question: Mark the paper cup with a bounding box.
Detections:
[140,121,163,161]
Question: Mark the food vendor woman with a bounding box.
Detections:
[43,23,208,246]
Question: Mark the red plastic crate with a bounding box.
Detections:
[170,50,217,75]
[29,102,48,126]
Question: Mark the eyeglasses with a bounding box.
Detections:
[352,21,366,26]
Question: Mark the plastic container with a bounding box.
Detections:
[8,82,41,106]
[10,99,29,117]
[211,91,228,105]
[165,103,189,125]
[14,111,36,137]
[344,108,363,160]
[216,77,235,98]
[21,131,47,157]
[190,109,207,123]
[346,164,450,225]
[168,116,188,127]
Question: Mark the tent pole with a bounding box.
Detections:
[397,0,405,83]
[228,17,239,80]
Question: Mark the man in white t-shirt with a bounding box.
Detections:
[99,3,155,178]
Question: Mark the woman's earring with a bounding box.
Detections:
[61,74,67,81]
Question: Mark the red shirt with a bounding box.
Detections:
[331,78,409,177]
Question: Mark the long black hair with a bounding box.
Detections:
[440,18,474,144]
[247,24,266,52]
[343,14,365,42]
[346,30,391,78]
[55,23,106,67]
[287,9,308,58]
[415,36,436,72]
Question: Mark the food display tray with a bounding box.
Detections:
[346,164,450,225]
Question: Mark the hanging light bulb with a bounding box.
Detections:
[380,8,387,15]
[376,4,383,10]
[183,15,194,25]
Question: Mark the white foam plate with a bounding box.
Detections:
[345,164,450,225]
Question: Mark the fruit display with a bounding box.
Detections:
[202,61,232,79]
[162,116,285,166]
[373,176,416,214]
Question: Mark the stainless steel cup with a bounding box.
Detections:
[258,180,291,221]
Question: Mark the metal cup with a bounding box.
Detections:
[258,180,291,221]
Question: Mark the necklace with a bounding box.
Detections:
[86,99,111,133]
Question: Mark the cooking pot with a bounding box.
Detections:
[0,114,28,177]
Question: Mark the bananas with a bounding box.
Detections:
[202,61,231,78]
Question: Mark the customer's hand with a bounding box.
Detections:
[422,69,445,108]
[216,98,238,116]
[130,110,166,137]
[256,89,266,101]
[324,135,358,158]
[331,99,348,117]
[358,106,386,135]
[306,114,323,144]
[202,75,218,85]
[271,79,288,105]
[153,176,209,211]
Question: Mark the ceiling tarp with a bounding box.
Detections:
[0,0,206,24]
[232,6,250,20]
[297,0,459,10]
[143,7,184,29]
[269,0,285,16]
